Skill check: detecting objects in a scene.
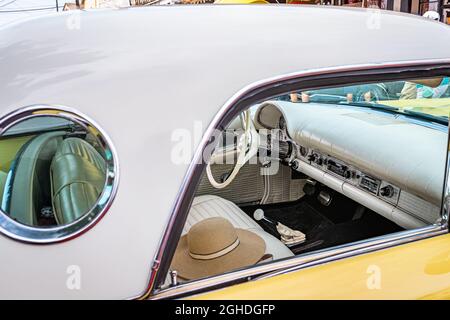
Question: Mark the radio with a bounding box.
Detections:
[326,159,354,179]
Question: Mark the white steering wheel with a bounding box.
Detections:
[206,110,259,189]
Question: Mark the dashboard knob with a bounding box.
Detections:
[380,185,394,198]
[307,154,316,162]
[344,170,352,179]
[299,146,308,157]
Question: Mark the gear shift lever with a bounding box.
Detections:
[253,209,306,246]
[253,209,277,226]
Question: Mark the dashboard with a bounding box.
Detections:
[254,101,445,229]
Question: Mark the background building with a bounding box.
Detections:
[387,0,448,24]
[1,0,448,26]
[286,0,449,24]
[442,0,450,24]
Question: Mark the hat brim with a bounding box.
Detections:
[171,229,266,280]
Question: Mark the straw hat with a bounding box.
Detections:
[172,217,266,280]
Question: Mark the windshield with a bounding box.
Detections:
[291,77,450,124]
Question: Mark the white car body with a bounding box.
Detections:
[0,5,449,299]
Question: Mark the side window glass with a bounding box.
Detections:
[165,76,449,286]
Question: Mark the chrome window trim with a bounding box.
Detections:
[0,105,120,244]
[140,59,450,300]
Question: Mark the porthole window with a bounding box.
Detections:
[0,106,119,243]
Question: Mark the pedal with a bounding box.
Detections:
[303,179,317,196]
[317,190,332,206]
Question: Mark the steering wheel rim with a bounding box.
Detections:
[206,110,259,189]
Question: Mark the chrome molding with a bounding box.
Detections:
[441,75,450,229]
[0,105,120,244]
[441,119,450,228]
[140,58,450,300]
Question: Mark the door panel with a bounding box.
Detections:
[192,233,450,299]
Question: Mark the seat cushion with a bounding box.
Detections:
[185,195,294,261]
[183,195,263,234]
[54,137,106,173]
[51,138,106,225]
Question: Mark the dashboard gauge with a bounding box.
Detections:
[279,117,286,130]
[299,146,308,157]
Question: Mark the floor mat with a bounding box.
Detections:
[242,201,334,252]
[242,198,402,254]
[311,213,402,252]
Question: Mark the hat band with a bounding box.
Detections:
[189,238,240,260]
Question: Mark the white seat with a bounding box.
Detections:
[184,195,294,261]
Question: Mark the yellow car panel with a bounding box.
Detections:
[0,135,34,172]
[194,233,450,299]
[380,98,450,117]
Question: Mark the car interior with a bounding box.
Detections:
[168,78,449,285]
[0,117,107,227]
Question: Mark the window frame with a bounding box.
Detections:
[144,60,450,300]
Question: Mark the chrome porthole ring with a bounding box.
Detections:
[0,105,119,244]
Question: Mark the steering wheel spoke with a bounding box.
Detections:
[207,110,259,189]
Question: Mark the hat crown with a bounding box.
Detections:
[187,217,238,258]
